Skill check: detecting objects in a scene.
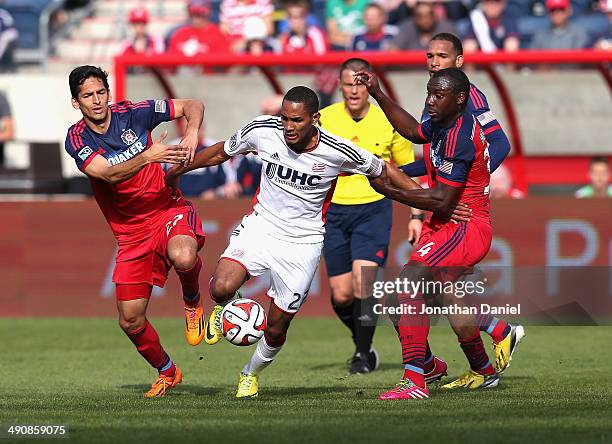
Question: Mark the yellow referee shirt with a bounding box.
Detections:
[319,102,414,205]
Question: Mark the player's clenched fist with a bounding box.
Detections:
[353,70,382,96]
[144,130,189,164]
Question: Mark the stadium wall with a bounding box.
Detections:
[0,198,609,318]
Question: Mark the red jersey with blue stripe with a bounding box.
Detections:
[65,100,180,241]
[417,110,491,223]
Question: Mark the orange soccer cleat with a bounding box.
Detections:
[184,301,206,346]
[144,367,183,398]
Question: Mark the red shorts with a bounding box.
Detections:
[113,201,205,289]
[408,218,492,279]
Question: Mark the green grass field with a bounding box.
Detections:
[2,318,611,443]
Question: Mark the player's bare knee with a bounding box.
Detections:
[331,288,353,306]
[210,276,236,302]
[118,314,146,334]
[169,248,197,271]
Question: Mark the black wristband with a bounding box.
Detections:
[411,213,425,221]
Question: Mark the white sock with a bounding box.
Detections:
[242,336,283,375]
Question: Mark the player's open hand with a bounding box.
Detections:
[450,202,472,223]
[353,70,381,96]
[145,130,189,164]
[178,128,199,166]
[407,219,423,245]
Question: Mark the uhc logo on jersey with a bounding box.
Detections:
[121,129,138,145]
[265,159,322,190]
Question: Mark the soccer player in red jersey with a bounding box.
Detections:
[355,67,509,399]
[64,66,206,397]
[399,33,524,386]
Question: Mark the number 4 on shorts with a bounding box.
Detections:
[417,242,435,257]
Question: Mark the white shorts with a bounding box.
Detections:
[220,212,323,314]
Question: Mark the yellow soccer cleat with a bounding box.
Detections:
[184,302,206,346]
[236,372,259,398]
[442,369,499,390]
[493,324,525,374]
[204,304,224,345]
[144,367,183,398]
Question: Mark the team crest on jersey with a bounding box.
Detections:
[77,146,93,161]
[312,163,326,173]
[430,140,443,168]
[121,129,138,145]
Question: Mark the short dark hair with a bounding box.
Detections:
[431,32,463,56]
[283,86,319,114]
[590,156,610,167]
[285,0,310,11]
[339,57,372,78]
[69,65,109,99]
[431,67,470,97]
[365,2,385,13]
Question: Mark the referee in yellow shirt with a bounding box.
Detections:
[320,58,424,374]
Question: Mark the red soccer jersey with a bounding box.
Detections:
[65,100,185,242]
[418,111,491,222]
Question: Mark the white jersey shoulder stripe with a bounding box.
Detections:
[319,132,365,164]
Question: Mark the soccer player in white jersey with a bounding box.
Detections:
[165,86,388,398]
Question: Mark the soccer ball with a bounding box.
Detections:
[221,298,266,346]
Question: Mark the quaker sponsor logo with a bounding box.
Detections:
[77,146,93,161]
[121,129,139,146]
[108,140,146,166]
[265,161,322,190]
[430,140,443,168]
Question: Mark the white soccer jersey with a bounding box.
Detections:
[223,115,383,243]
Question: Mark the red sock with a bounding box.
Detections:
[397,294,429,388]
[176,256,202,307]
[459,330,494,375]
[126,319,174,375]
[477,314,510,343]
[489,318,510,343]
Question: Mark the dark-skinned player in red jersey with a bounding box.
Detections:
[64,66,207,397]
[396,32,525,389]
[357,67,511,399]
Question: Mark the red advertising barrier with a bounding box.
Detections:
[0,198,610,318]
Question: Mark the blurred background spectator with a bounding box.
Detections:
[0,90,13,169]
[326,0,370,49]
[351,3,398,51]
[530,0,589,53]
[278,0,328,55]
[463,0,520,53]
[0,3,17,73]
[489,164,525,198]
[242,16,276,55]
[219,0,274,53]
[118,7,164,58]
[575,157,612,198]
[593,0,612,48]
[392,1,456,50]
[167,0,231,57]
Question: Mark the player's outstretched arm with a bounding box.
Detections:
[83,130,188,185]
[164,141,231,189]
[370,169,470,221]
[353,71,427,144]
[171,99,205,166]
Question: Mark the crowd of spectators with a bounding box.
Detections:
[117,0,612,64]
[114,0,610,199]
